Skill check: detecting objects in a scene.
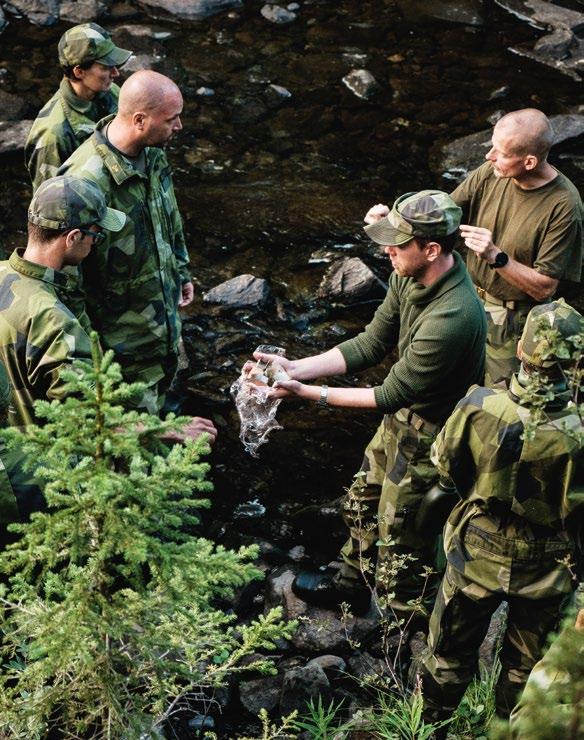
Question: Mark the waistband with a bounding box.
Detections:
[475,285,533,311]
[398,407,440,435]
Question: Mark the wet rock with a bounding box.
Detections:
[306,654,347,678]
[395,0,484,26]
[135,0,243,23]
[122,53,154,73]
[240,673,283,716]
[342,69,380,100]
[495,0,584,81]
[0,90,26,120]
[318,257,386,303]
[287,545,306,562]
[203,274,271,309]
[111,23,172,52]
[60,0,108,23]
[0,120,33,153]
[3,0,59,26]
[280,662,331,715]
[437,113,584,181]
[268,83,292,99]
[188,714,215,732]
[197,86,216,96]
[488,85,510,101]
[261,4,297,24]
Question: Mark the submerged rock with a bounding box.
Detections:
[495,0,584,81]
[135,0,243,22]
[261,4,297,24]
[437,113,584,181]
[318,257,386,303]
[0,120,34,153]
[342,69,380,100]
[203,274,271,309]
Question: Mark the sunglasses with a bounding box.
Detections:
[78,227,106,246]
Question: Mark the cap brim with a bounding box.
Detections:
[98,206,127,232]
[96,46,133,67]
[364,219,413,246]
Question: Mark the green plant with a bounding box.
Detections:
[449,657,500,739]
[293,696,348,739]
[238,708,300,740]
[0,336,294,738]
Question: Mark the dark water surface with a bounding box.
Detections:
[1,0,583,556]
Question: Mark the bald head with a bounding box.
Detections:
[494,109,554,160]
[118,70,182,117]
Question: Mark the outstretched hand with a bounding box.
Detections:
[161,416,218,444]
[459,224,499,263]
[364,203,390,225]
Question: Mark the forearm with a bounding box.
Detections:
[292,383,377,408]
[495,258,558,302]
[289,347,347,381]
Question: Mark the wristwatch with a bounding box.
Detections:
[317,385,328,408]
[488,251,509,269]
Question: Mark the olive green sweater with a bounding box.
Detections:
[337,252,486,424]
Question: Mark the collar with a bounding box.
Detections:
[408,251,467,306]
[93,115,148,185]
[9,248,72,291]
[508,369,571,411]
[59,77,102,115]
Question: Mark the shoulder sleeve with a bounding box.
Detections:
[533,190,583,282]
[26,119,76,192]
[336,276,401,373]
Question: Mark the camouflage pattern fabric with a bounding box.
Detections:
[416,378,583,720]
[59,115,191,412]
[365,190,462,246]
[0,249,92,427]
[338,408,441,621]
[520,297,584,368]
[482,299,531,388]
[25,79,120,192]
[58,23,131,68]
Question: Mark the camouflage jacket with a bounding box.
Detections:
[58,115,190,365]
[0,250,92,427]
[432,375,583,531]
[25,79,120,192]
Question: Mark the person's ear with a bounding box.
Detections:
[65,229,82,247]
[524,154,538,171]
[133,112,146,130]
[424,241,441,263]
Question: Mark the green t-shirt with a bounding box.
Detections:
[452,161,583,301]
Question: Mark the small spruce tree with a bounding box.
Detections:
[0,336,294,738]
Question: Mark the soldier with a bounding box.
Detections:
[0,175,126,428]
[59,70,192,415]
[25,23,132,192]
[415,300,584,722]
[253,191,486,620]
[453,108,583,386]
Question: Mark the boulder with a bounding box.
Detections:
[318,257,386,303]
[437,113,584,181]
[203,274,271,309]
[495,0,584,81]
[122,53,154,73]
[280,662,331,715]
[0,91,26,121]
[306,654,346,678]
[240,673,283,716]
[3,0,59,25]
[260,4,297,24]
[342,69,380,100]
[135,0,243,22]
[59,0,109,23]
[347,650,387,682]
[0,120,34,154]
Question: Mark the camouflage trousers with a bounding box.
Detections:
[118,352,179,415]
[337,408,441,622]
[481,297,532,388]
[417,501,575,719]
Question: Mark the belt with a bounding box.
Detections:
[401,408,440,435]
[475,285,532,311]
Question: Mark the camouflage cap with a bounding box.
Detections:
[520,298,583,368]
[58,23,132,68]
[364,190,462,246]
[28,176,126,233]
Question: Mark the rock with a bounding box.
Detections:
[0,7,6,33]
[347,651,387,682]
[437,113,584,181]
[488,85,510,101]
[342,69,380,100]
[306,654,347,678]
[495,0,584,81]
[261,4,297,24]
[111,24,172,52]
[395,0,483,26]
[203,274,271,309]
[0,120,34,154]
[122,53,154,73]
[59,0,108,23]
[280,663,331,715]
[240,673,283,716]
[0,91,26,120]
[265,565,307,620]
[268,83,292,99]
[318,257,386,303]
[135,0,243,23]
[197,86,216,96]
[3,0,59,25]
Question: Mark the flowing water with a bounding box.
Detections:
[0,0,583,559]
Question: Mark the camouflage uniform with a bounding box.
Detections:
[417,301,584,719]
[24,23,131,192]
[332,192,486,621]
[59,116,191,413]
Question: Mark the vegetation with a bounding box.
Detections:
[0,336,294,738]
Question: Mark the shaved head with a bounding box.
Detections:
[118,70,182,117]
[494,109,554,160]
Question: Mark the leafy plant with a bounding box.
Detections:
[293,696,348,739]
[0,335,294,738]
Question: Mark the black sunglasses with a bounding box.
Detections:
[78,227,106,246]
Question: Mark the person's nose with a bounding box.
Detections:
[485,147,495,162]
[174,116,183,132]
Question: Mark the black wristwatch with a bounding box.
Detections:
[488,251,509,269]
